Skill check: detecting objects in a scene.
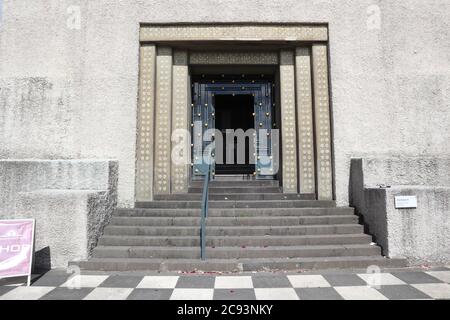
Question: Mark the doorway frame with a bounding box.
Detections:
[135,23,334,201]
[190,75,276,180]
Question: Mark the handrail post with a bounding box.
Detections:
[200,159,211,261]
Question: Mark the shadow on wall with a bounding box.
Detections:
[34,246,51,273]
[349,160,388,253]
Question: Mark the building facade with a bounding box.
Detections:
[0,0,449,269]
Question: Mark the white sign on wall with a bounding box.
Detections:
[394,196,418,209]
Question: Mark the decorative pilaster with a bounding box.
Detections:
[279,50,298,193]
[295,47,316,195]
[154,47,173,195]
[135,45,156,202]
[312,44,333,200]
[171,50,189,193]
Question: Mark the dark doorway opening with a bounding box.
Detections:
[215,94,254,174]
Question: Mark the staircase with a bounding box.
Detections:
[72,180,407,272]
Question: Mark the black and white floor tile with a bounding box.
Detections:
[1,267,449,300]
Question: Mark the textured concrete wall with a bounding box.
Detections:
[0,159,117,215]
[0,0,449,206]
[14,190,114,269]
[361,157,450,187]
[0,160,118,269]
[350,158,450,264]
[385,186,450,264]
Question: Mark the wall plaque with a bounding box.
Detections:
[394,196,418,209]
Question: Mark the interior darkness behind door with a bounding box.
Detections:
[215,94,254,174]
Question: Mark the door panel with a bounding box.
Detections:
[255,82,274,178]
[192,83,215,177]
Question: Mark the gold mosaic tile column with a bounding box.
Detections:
[295,47,316,195]
[171,50,189,193]
[312,44,333,200]
[135,44,156,202]
[279,50,298,193]
[154,46,173,195]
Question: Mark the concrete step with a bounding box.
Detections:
[92,244,381,259]
[115,207,354,217]
[188,187,281,194]
[135,200,336,209]
[154,193,315,201]
[98,234,373,247]
[109,215,358,227]
[189,180,279,187]
[103,224,363,236]
[72,256,407,272]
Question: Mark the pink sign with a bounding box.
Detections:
[0,219,35,284]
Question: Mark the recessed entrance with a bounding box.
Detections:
[191,75,276,180]
[135,28,334,199]
[215,94,254,174]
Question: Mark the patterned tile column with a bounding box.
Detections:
[154,47,173,195]
[295,47,316,195]
[312,44,333,200]
[171,50,189,193]
[279,50,298,193]
[135,44,156,202]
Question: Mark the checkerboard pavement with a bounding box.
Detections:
[1,267,449,300]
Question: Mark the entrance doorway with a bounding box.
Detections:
[215,94,254,174]
[191,75,276,180]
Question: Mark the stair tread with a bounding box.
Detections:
[136,200,336,209]
[159,193,301,195]
[154,194,315,200]
[146,200,332,203]
[114,208,353,218]
[118,207,350,211]
[189,187,281,189]
[94,244,376,250]
[106,223,361,229]
[190,182,278,185]
[116,208,352,214]
[74,256,407,271]
[109,216,358,226]
[100,234,370,239]
[188,185,280,187]
[77,255,404,263]
[111,215,356,219]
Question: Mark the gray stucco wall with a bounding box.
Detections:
[350,158,450,264]
[0,159,117,215]
[1,0,449,206]
[14,189,114,269]
[385,186,450,265]
[0,160,118,269]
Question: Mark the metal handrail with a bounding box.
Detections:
[200,160,212,261]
